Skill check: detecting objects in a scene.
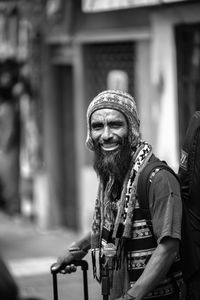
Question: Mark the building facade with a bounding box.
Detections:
[35,0,200,231]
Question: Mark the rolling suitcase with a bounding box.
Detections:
[50,260,89,300]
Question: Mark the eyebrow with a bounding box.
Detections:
[91,121,102,126]
[91,119,125,127]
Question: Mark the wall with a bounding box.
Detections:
[150,3,200,171]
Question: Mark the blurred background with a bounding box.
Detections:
[0,0,199,299]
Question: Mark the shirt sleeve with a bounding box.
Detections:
[149,169,182,244]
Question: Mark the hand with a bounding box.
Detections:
[124,289,137,300]
[51,262,77,274]
[51,249,76,273]
[51,245,88,273]
[60,263,77,274]
[115,294,136,300]
[125,293,136,300]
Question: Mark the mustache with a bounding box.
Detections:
[93,136,124,151]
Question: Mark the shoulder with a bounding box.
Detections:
[152,167,179,186]
[150,168,181,199]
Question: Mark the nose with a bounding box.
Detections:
[102,126,112,140]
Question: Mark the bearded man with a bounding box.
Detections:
[53,90,183,300]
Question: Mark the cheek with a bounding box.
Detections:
[91,131,100,142]
[118,128,128,139]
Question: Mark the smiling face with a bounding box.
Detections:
[90,108,128,152]
[91,108,132,185]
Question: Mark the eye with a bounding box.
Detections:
[91,122,103,130]
[110,121,124,128]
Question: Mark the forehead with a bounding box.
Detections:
[91,108,126,122]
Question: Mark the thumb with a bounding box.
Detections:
[51,251,74,273]
[51,262,63,273]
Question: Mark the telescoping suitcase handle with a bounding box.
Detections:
[51,260,89,300]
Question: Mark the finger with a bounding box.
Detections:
[70,264,77,272]
[63,264,77,274]
[126,293,136,300]
[51,262,63,273]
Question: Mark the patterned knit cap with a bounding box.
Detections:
[86,90,140,151]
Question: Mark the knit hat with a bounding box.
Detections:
[86,90,140,151]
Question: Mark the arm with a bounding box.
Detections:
[127,170,182,299]
[127,237,179,300]
[52,232,91,272]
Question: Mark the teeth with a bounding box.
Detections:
[101,144,119,151]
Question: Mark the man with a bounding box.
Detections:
[53,90,182,300]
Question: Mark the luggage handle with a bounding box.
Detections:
[50,260,89,300]
[51,259,89,274]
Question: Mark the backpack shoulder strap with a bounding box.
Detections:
[137,155,178,219]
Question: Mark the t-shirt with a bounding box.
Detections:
[149,169,182,244]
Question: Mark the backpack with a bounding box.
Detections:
[137,154,179,220]
[137,111,200,282]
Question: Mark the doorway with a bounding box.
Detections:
[53,64,78,229]
[175,24,200,149]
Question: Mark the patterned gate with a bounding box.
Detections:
[84,42,135,103]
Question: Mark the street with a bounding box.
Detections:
[0,212,102,300]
